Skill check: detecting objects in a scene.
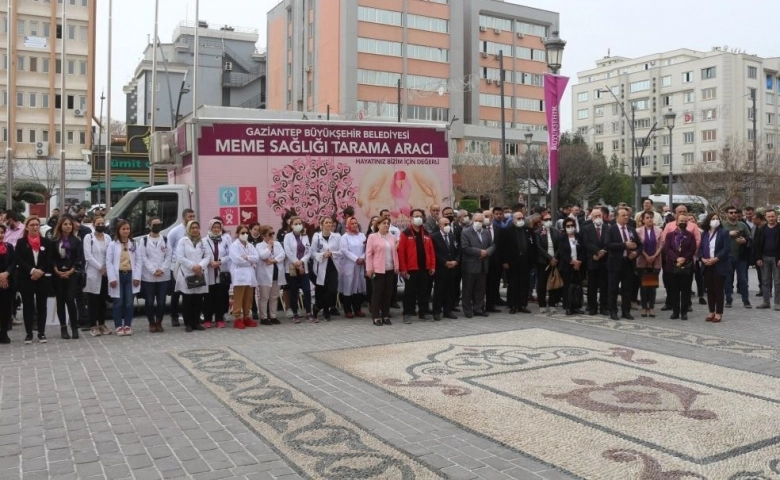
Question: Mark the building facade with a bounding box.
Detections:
[266,0,558,155]
[572,48,780,198]
[1,0,96,204]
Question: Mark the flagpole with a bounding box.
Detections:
[191,0,200,216]
[4,0,12,210]
[149,0,159,186]
[105,0,113,209]
[59,0,67,212]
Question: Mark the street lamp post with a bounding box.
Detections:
[543,31,566,218]
[664,108,677,210]
[498,50,507,206]
[524,130,533,206]
[96,92,105,205]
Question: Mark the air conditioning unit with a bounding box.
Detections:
[496,80,501,87]
[494,28,501,34]
[224,61,233,71]
[481,52,488,58]
[73,108,84,117]
[517,32,524,38]
[479,26,487,32]
[149,131,177,167]
[305,65,312,72]
[35,141,49,157]
[486,78,493,84]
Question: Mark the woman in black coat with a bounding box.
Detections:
[557,217,586,315]
[50,215,84,339]
[14,216,54,344]
[0,224,16,344]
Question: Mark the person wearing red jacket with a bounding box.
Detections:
[398,208,436,324]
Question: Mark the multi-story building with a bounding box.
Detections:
[1,0,96,205]
[572,48,780,198]
[266,0,558,156]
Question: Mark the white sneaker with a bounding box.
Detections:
[549,307,557,315]
[116,327,125,337]
[285,309,294,318]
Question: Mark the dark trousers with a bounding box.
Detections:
[169,272,181,320]
[0,291,12,339]
[562,270,582,310]
[370,273,394,319]
[506,265,530,308]
[667,273,692,315]
[461,271,487,314]
[433,267,458,314]
[342,294,364,314]
[54,276,78,328]
[703,266,725,314]
[203,282,229,322]
[486,261,502,308]
[285,273,312,315]
[453,267,462,306]
[75,290,88,327]
[536,265,561,308]
[608,261,634,316]
[22,288,48,337]
[87,277,108,326]
[662,271,673,307]
[181,293,204,328]
[142,281,168,324]
[403,270,430,317]
[587,266,608,312]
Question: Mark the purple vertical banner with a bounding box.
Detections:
[543,73,569,192]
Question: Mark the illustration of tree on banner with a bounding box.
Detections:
[267,156,358,225]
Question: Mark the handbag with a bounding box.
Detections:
[546,266,564,291]
[673,260,693,275]
[185,274,206,289]
[76,270,87,289]
[640,270,659,288]
[219,271,232,284]
[568,277,584,310]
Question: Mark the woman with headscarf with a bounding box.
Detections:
[50,215,84,339]
[203,218,231,329]
[0,224,16,344]
[15,216,53,344]
[106,219,143,336]
[338,216,367,318]
[175,220,210,332]
[83,215,111,336]
[229,224,259,329]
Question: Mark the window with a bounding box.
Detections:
[482,41,512,56]
[16,129,23,143]
[532,49,545,62]
[16,92,23,107]
[768,113,774,125]
[702,108,716,121]
[662,154,670,165]
[516,72,543,86]
[79,131,86,145]
[42,130,48,142]
[634,118,651,129]
[479,93,512,108]
[702,129,717,142]
[56,24,62,39]
[747,66,757,79]
[640,157,650,167]
[56,59,61,74]
[357,37,402,57]
[577,108,589,119]
[577,91,588,102]
[515,46,531,60]
[55,130,61,144]
[662,94,672,106]
[29,130,36,143]
[42,58,49,73]
[42,93,49,108]
[67,95,74,109]
[661,135,670,146]
[701,87,716,100]
[1,90,5,106]
[682,71,693,83]
[79,60,86,76]
[0,17,6,34]
[406,14,448,33]
[29,57,38,72]
[55,94,61,109]
[67,25,75,40]
[406,105,449,121]
[43,23,50,38]
[67,60,75,75]
[594,89,604,99]
[683,91,695,103]
[683,152,694,164]
[767,93,774,105]
[79,26,87,42]
[66,131,74,144]
[1,54,5,70]
[356,69,401,87]
[3,128,7,142]
[629,80,650,93]
[119,192,179,237]
[516,97,544,112]
[479,15,511,31]
[29,93,36,107]
[702,150,716,162]
[748,107,755,120]
[701,67,716,79]
[17,20,25,36]
[631,98,649,111]
[748,129,755,141]
[29,21,38,36]
[683,132,694,143]
[407,44,448,63]
[612,140,620,150]
[594,106,604,117]
[595,142,603,152]
[516,22,548,37]
[82,0,88,6]
[593,124,604,134]
[661,75,671,87]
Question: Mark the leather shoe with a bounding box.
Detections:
[588,310,598,316]
[661,305,671,311]
[573,309,584,315]
[464,312,474,319]
[670,313,680,319]
[681,313,688,320]
[609,314,620,320]
[518,307,532,314]
[433,314,441,321]
[419,314,431,321]
[509,307,518,314]
[621,313,634,320]
[486,307,501,313]
[451,307,461,312]
[474,310,489,317]
[566,309,574,316]
[600,308,610,316]
[444,312,458,319]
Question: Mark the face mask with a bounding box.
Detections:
[445,215,455,223]
[473,222,483,232]
[515,220,525,228]
[150,224,162,234]
[678,223,687,230]
[566,227,576,234]
[412,217,424,227]
[461,217,470,225]
[443,225,451,234]
[710,220,720,229]
[593,218,603,227]
[293,224,303,234]
[483,219,490,227]
[239,233,249,242]
[95,225,106,233]
[504,213,512,220]
[543,220,553,229]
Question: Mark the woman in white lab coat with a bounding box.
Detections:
[174,220,210,332]
[283,216,313,323]
[83,216,111,337]
[310,217,340,321]
[338,216,367,318]
[255,225,286,325]
[203,219,231,329]
[105,219,143,336]
[229,224,259,329]
[139,216,171,333]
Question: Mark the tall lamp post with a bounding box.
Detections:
[96,91,105,205]
[543,31,566,218]
[524,130,534,206]
[498,50,507,206]
[663,108,676,210]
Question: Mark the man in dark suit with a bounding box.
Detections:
[606,207,643,320]
[500,211,536,313]
[431,217,460,320]
[460,213,495,318]
[535,212,560,314]
[582,207,610,315]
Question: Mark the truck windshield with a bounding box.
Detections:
[105,191,179,237]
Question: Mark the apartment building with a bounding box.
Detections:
[1,0,97,202]
[266,0,558,155]
[572,48,780,197]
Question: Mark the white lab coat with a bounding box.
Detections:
[105,239,143,298]
[228,239,259,287]
[140,235,172,283]
[310,231,341,286]
[283,232,311,274]
[255,241,287,288]
[82,232,110,294]
[204,236,231,286]
[338,232,366,295]
[174,236,210,294]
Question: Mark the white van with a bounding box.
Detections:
[103,184,193,239]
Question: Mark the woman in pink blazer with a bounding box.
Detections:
[636,211,664,317]
[365,217,400,326]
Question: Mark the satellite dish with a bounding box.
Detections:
[438,86,445,96]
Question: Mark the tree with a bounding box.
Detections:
[14,157,75,209]
[0,180,48,215]
[649,174,668,195]
[598,155,633,206]
[453,153,502,208]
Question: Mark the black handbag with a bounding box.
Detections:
[185,274,206,289]
[567,272,584,309]
[673,260,693,275]
[76,270,87,289]
[219,271,232,284]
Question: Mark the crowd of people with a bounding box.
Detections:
[0,198,778,344]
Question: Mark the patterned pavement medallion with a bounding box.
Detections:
[314,329,780,479]
[174,348,444,480]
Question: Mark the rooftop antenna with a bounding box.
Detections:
[607,48,611,57]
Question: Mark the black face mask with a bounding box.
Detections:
[151,224,163,234]
[94,225,106,233]
[678,222,687,230]
[445,215,455,223]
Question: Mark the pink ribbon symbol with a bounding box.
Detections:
[243,189,254,204]
[225,210,235,224]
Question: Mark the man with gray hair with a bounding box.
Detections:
[459,212,495,318]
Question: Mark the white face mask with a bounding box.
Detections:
[473,222,483,232]
[461,217,470,225]
[566,227,576,234]
[504,213,512,219]
[593,218,604,227]
[239,233,249,242]
[443,225,451,234]
[543,220,553,229]
[483,219,491,226]
[412,217,424,227]
[515,220,525,228]
[710,220,720,229]
[293,224,303,233]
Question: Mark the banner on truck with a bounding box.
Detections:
[188,123,451,229]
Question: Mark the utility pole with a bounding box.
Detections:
[149,0,160,186]
[59,1,68,212]
[4,0,13,210]
[499,50,507,206]
[96,92,105,205]
[105,0,113,209]
[630,106,637,211]
[751,89,758,205]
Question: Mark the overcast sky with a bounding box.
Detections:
[94,0,779,131]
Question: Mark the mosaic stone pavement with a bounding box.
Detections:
[0,288,778,479]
